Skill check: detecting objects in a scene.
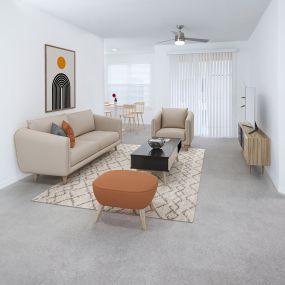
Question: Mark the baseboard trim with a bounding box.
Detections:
[263,167,285,195]
[277,185,285,195]
[0,173,28,190]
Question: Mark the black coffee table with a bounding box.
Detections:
[130,138,182,183]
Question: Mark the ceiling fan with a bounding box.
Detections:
[157,25,209,46]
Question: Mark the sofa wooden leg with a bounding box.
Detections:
[33,174,39,182]
[139,209,147,230]
[184,146,189,151]
[114,146,118,151]
[62,176,68,185]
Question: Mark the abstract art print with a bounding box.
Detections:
[45,44,76,112]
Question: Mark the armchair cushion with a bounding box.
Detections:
[156,128,185,140]
[67,110,95,137]
[162,108,188,129]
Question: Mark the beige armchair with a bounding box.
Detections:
[151,108,194,150]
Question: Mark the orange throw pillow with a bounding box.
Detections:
[62,120,75,148]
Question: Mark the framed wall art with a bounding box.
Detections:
[45,44,76,112]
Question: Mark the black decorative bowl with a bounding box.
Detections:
[148,138,165,150]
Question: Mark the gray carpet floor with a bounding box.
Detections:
[0,125,285,285]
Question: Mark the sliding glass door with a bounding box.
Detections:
[170,52,233,137]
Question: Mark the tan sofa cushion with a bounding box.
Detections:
[162,108,188,129]
[77,131,119,151]
[70,141,100,166]
[67,110,95,137]
[27,114,68,133]
[156,128,185,140]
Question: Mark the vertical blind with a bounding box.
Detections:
[170,52,233,137]
[107,64,151,105]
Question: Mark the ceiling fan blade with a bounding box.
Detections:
[156,39,174,45]
[185,37,209,43]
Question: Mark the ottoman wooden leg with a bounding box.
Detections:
[149,202,159,216]
[96,204,104,222]
[139,209,147,230]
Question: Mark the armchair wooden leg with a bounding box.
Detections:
[114,146,118,151]
[184,146,189,151]
[33,174,39,182]
[62,176,68,184]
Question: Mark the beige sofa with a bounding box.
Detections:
[14,110,122,184]
[151,108,194,150]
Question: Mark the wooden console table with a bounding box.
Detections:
[238,123,270,174]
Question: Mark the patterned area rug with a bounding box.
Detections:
[33,144,205,223]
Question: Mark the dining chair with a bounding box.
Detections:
[133,102,145,126]
[120,104,136,129]
[104,103,112,117]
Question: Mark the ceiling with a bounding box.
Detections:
[23,0,271,48]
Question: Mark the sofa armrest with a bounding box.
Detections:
[151,111,162,138]
[93,114,122,140]
[185,111,194,146]
[14,128,70,176]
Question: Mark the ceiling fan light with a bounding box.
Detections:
[175,39,185,46]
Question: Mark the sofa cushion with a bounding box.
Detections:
[70,141,100,166]
[162,108,188,129]
[156,128,185,140]
[27,114,68,133]
[67,110,95,137]
[77,131,119,151]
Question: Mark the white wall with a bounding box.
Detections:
[247,0,284,192]
[278,0,285,193]
[105,41,250,128]
[0,0,104,189]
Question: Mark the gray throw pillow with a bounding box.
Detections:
[51,122,66,137]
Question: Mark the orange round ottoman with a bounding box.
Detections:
[92,170,158,230]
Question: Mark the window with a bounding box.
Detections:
[107,63,151,105]
[170,52,234,137]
